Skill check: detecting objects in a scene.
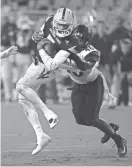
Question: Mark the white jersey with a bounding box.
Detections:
[19,48,70,90]
[18,62,58,90]
[61,45,100,84]
[60,45,117,105]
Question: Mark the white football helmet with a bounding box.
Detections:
[53,8,75,38]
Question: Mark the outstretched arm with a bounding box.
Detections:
[0,46,18,59]
[37,38,97,71]
[39,48,70,71]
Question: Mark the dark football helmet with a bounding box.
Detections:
[74,24,92,47]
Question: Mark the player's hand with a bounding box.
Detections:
[6,46,18,57]
[32,30,44,43]
[37,38,50,50]
[70,54,88,71]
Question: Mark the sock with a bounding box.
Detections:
[111,134,122,142]
[92,118,116,138]
[18,85,56,120]
[19,98,44,137]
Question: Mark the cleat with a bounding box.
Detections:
[116,138,127,157]
[101,123,119,144]
[32,134,51,155]
[49,116,58,129]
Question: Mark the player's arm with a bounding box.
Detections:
[63,44,99,71]
[37,39,91,71]
[39,47,81,73]
[39,48,70,71]
[83,51,100,69]
[0,46,18,59]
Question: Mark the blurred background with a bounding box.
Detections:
[0,0,132,108]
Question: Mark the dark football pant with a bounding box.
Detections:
[71,75,104,126]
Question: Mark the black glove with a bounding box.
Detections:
[70,53,89,71]
[32,30,44,43]
[37,38,50,50]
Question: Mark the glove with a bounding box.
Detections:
[70,53,88,71]
[32,30,44,43]
[37,38,50,50]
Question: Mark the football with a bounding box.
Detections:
[44,42,56,58]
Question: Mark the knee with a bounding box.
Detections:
[18,93,25,101]
[89,117,100,126]
[75,115,88,126]
[16,83,24,93]
[16,77,27,93]
[84,116,99,126]
[75,117,93,126]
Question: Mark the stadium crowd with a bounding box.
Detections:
[1,0,132,108]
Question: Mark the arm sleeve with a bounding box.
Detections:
[39,49,70,71]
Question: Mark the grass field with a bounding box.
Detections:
[1,102,132,166]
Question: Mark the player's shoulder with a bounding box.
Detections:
[85,43,100,56]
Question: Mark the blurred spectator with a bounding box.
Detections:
[18,0,29,11]
[38,84,47,103]
[1,0,132,104]
[28,0,37,10]
[36,0,49,11]
[12,20,35,100]
[1,15,17,102]
[1,16,17,47]
[91,20,112,104]
[109,35,132,107]
[15,23,33,80]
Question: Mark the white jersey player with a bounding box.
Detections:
[16,8,89,155]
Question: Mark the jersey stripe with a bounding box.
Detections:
[62,8,66,19]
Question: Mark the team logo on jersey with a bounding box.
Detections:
[37,68,50,79]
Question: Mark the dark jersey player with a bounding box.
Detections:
[39,24,127,158]
[70,25,127,158]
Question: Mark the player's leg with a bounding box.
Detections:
[16,63,58,128]
[101,123,119,144]
[18,93,51,155]
[1,58,13,102]
[87,76,127,157]
[71,76,127,157]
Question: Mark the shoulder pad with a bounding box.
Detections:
[78,45,100,59]
[85,45,99,55]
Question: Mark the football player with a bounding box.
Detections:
[68,25,127,157]
[16,8,90,155]
[0,46,18,59]
[40,25,127,157]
